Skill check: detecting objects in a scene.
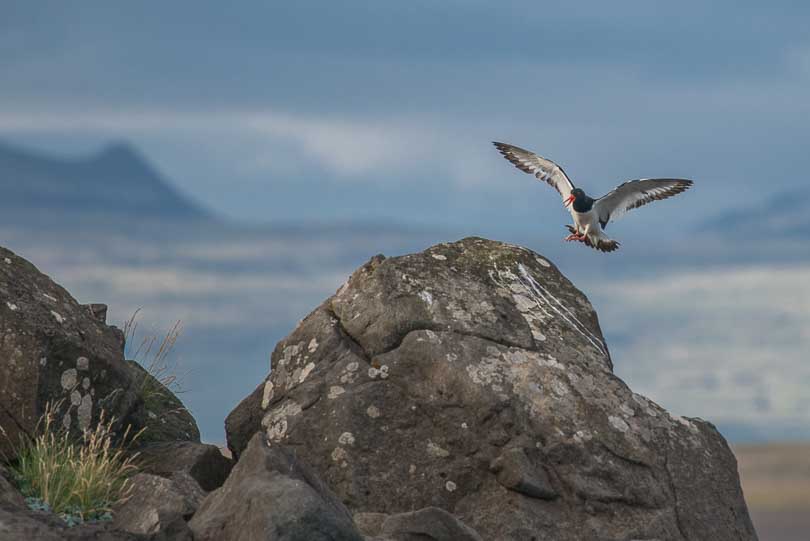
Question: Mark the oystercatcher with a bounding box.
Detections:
[493,142,693,252]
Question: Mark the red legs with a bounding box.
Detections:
[564,232,586,242]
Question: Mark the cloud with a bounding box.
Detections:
[593,264,810,432]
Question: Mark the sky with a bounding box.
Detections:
[1,2,810,443]
[2,1,810,234]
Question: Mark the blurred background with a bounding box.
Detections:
[2,1,808,537]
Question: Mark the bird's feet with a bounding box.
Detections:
[564,233,585,242]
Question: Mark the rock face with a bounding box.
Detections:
[0,247,199,459]
[226,237,757,541]
[0,247,139,459]
[189,433,363,541]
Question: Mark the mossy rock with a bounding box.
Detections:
[126,361,200,445]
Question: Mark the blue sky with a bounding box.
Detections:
[2,1,809,235]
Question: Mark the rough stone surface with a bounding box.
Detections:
[0,246,198,461]
[0,247,141,459]
[135,441,232,492]
[190,433,363,541]
[379,507,483,541]
[125,361,200,445]
[0,505,146,540]
[226,237,757,541]
[0,465,25,509]
[112,473,196,540]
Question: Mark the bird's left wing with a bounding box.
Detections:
[493,142,575,202]
[594,178,693,227]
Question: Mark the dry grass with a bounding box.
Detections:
[10,404,141,519]
[123,309,186,401]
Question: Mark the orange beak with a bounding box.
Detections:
[564,194,575,207]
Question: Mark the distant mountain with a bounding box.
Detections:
[0,140,213,226]
[701,190,810,239]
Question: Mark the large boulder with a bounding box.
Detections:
[0,247,139,458]
[226,237,757,541]
[189,433,364,541]
[0,246,199,460]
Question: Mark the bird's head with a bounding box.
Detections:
[565,188,585,207]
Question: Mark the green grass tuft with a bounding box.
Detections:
[9,404,140,521]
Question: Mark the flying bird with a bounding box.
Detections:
[493,142,693,252]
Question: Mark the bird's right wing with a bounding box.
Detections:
[493,142,575,202]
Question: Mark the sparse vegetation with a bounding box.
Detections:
[123,309,186,407]
[8,403,140,524]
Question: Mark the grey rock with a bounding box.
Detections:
[0,247,140,459]
[112,473,195,540]
[380,507,483,541]
[490,447,557,500]
[0,465,25,508]
[189,433,364,541]
[135,440,232,492]
[125,361,200,445]
[87,303,109,324]
[0,246,197,460]
[353,512,388,537]
[225,237,757,540]
[0,505,146,540]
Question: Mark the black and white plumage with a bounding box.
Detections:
[493,141,693,252]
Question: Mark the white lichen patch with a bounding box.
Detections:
[338,432,355,445]
[82,377,90,390]
[76,357,89,371]
[431,253,447,260]
[368,367,380,379]
[619,403,635,417]
[573,430,593,443]
[299,362,316,383]
[70,390,82,406]
[328,386,346,400]
[418,290,434,306]
[307,338,319,353]
[62,413,72,430]
[261,380,275,409]
[3,258,11,264]
[608,415,630,433]
[461,422,468,429]
[535,257,551,268]
[366,405,380,418]
[426,441,450,458]
[331,447,348,462]
[262,401,302,443]
[279,342,304,368]
[61,368,78,390]
[536,356,563,369]
[445,481,457,492]
[550,378,569,397]
[77,395,93,431]
[40,357,47,366]
[446,353,458,363]
[6,302,18,311]
[379,365,390,379]
[50,311,64,324]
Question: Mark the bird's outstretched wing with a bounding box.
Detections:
[594,178,693,227]
[493,142,575,202]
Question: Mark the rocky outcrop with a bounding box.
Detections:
[226,237,757,541]
[0,246,199,460]
[135,441,233,492]
[125,361,200,445]
[113,473,197,540]
[189,433,364,541]
[0,247,141,459]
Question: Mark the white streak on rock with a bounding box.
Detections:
[5,302,18,311]
[609,415,630,433]
[50,311,64,324]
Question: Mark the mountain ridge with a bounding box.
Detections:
[0,139,214,224]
